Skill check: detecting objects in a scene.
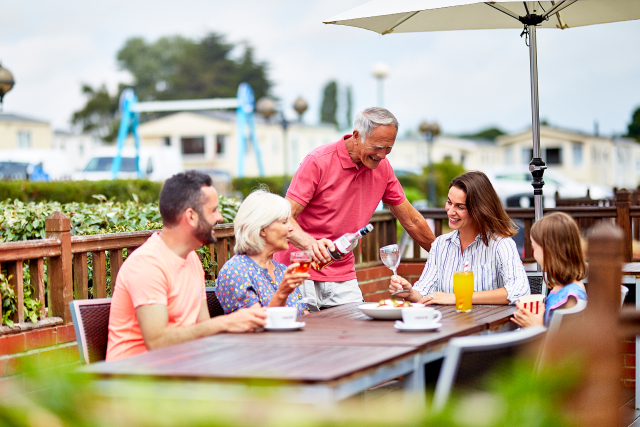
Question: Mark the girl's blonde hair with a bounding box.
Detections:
[530,212,587,289]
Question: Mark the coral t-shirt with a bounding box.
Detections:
[106,232,206,362]
[274,135,405,281]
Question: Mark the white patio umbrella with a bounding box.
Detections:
[324,0,640,221]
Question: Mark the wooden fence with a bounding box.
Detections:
[0,190,637,332]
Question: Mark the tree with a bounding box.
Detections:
[460,127,506,141]
[626,106,640,142]
[71,84,121,142]
[72,33,272,142]
[345,85,353,130]
[320,81,338,126]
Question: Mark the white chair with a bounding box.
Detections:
[432,326,547,412]
[621,285,629,307]
[546,299,587,336]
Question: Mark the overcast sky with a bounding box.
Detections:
[2,0,639,137]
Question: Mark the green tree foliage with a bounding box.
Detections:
[72,33,272,142]
[345,85,353,130]
[71,84,121,142]
[320,80,338,126]
[626,106,640,142]
[461,127,506,141]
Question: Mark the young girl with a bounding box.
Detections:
[512,212,588,327]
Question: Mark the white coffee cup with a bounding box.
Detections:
[402,307,442,327]
[266,307,297,327]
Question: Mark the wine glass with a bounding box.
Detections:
[290,251,312,304]
[380,244,401,276]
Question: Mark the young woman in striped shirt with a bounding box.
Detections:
[389,171,530,305]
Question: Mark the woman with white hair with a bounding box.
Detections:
[215,189,309,315]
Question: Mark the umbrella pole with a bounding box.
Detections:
[527,24,546,223]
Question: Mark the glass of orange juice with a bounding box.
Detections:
[453,271,474,313]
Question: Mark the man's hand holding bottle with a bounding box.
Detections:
[307,238,336,265]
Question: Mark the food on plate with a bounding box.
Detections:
[376,299,412,308]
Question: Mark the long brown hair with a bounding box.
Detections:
[449,171,517,246]
[530,212,587,289]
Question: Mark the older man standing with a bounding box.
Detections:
[274,107,436,311]
[107,171,266,362]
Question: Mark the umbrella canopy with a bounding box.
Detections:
[324,0,640,222]
[324,0,640,33]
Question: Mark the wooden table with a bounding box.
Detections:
[81,303,517,405]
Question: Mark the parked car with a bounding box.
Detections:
[0,149,72,180]
[72,147,183,181]
[481,167,613,208]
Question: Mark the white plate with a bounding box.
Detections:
[264,321,305,331]
[357,302,426,320]
[394,321,442,332]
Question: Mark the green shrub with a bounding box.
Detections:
[232,176,290,198]
[397,173,421,191]
[0,180,162,204]
[0,196,241,325]
[420,160,466,207]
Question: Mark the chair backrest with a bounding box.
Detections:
[546,298,587,336]
[69,298,112,364]
[433,326,547,412]
[621,285,629,307]
[206,287,225,318]
[526,272,547,296]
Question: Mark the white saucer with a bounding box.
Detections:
[264,321,305,331]
[394,321,442,332]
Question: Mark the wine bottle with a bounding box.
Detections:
[311,224,374,271]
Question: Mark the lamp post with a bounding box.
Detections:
[0,63,15,113]
[293,97,308,122]
[371,62,389,108]
[257,97,290,195]
[419,120,441,207]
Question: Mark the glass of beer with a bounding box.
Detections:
[453,271,474,313]
[290,251,312,274]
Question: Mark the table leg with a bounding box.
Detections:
[403,354,426,406]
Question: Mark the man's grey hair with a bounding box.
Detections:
[353,107,399,142]
[234,189,291,255]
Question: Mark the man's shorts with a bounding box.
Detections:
[302,279,364,312]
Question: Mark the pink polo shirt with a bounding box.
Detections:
[274,135,405,281]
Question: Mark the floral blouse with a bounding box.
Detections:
[215,254,306,316]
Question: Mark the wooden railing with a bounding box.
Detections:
[0,214,238,330]
[0,190,637,332]
[410,189,637,263]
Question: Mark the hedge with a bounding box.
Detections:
[232,176,290,198]
[0,180,163,204]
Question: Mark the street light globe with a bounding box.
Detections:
[419,120,441,136]
[256,97,276,119]
[371,62,390,79]
[0,63,15,106]
[293,96,308,119]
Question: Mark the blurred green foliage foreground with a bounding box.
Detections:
[0,356,577,427]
